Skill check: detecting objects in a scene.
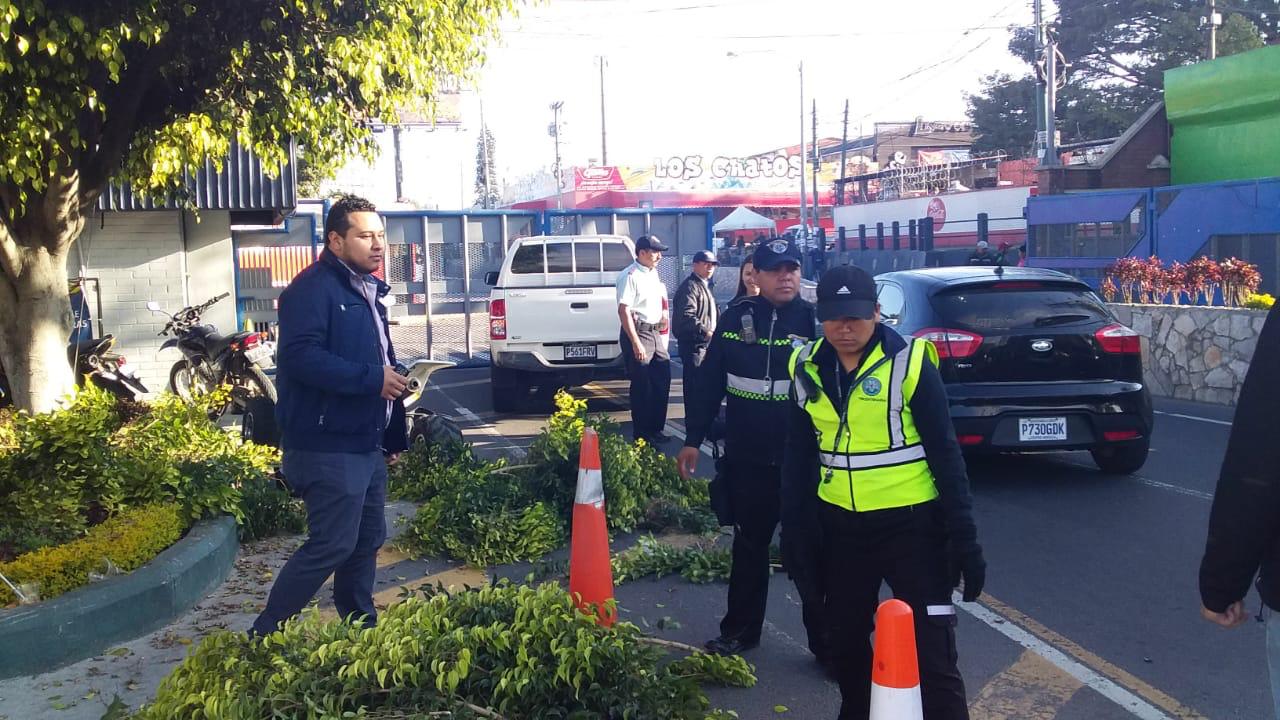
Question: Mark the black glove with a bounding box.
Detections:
[948,544,987,602]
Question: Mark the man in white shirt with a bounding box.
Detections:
[616,235,672,445]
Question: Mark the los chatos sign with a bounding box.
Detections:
[654,153,804,182]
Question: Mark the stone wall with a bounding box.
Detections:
[1108,304,1267,405]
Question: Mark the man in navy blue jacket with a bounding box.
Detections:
[252,195,409,636]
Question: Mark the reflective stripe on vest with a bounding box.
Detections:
[788,335,941,512]
[819,444,927,470]
[726,372,791,401]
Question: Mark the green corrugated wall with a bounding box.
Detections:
[1165,44,1280,185]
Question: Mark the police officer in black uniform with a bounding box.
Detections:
[678,238,828,662]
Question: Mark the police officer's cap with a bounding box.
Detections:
[635,235,669,252]
[752,238,802,271]
[815,265,878,321]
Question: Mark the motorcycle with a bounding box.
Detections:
[246,357,461,452]
[0,335,150,407]
[147,293,279,444]
[69,335,149,402]
[400,359,464,450]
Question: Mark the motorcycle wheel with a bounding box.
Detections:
[170,360,225,419]
[408,413,465,457]
[241,396,280,447]
[244,366,278,403]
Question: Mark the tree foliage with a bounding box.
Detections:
[0,0,511,214]
[0,0,514,412]
[967,0,1269,156]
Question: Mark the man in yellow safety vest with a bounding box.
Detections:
[781,264,986,720]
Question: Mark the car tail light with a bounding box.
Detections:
[957,434,985,446]
[915,328,984,359]
[490,299,507,340]
[1095,323,1140,354]
[1104,430,1142,442]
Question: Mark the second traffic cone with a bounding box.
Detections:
[869,599,923,720]
[568,427,616,626]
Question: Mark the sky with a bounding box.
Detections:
[475,0,1042,179]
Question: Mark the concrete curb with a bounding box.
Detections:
[0,515,239,679]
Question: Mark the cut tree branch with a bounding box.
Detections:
[639,636,706,655]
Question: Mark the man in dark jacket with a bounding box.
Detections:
[252,195,409,636]
[672,250,719,401]
[677,238,827,660]
[1200,305,1280,718]
[782,265,984,719]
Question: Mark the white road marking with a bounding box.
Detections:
[425,379,528,459]
[1062,460,1214,502]
[1134,477,1213,501]
[453,405,527,458]
[429,378,492,391]
[959,595,1174,720]
[1153,410,1232,427]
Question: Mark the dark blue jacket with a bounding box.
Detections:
[275,250,407,454]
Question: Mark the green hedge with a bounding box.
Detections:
[0,502,185,605]
[0,386,304,560]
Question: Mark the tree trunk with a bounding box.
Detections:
[0,246,76,414]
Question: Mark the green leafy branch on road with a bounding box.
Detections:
[389,392,718,568]
[134,580,754,720]
[612,535,732,586]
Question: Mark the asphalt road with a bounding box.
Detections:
[418,363,1264,720]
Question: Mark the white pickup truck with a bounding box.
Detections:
[485,234,653,412]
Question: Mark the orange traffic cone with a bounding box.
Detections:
[568,427,616,626]
[870,599,923,720]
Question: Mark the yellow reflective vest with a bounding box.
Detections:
[788,336,940,512]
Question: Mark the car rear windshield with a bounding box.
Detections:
[930,282,1111,331]
[602,242,633,271]
[509,244,544,274]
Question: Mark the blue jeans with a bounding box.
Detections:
[252,450,387,635]
[1270,610,1280,719]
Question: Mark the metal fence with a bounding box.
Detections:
[232,208,713,367]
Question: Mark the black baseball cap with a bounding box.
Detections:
[635,235,669,252]
[752,238,802,271]
[815,265,878,321]
[692,250,719,264]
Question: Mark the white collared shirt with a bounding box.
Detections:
[616,261,666,324]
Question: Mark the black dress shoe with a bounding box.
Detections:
[646,432,674,444]
[704,635,760,656]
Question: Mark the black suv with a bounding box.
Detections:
[875,267,1153,474]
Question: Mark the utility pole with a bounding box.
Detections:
[1042,34,1062,167]
[837,99,849,206]
[1204,0,1221,59]
[1033,0,1047,161]
[798,62,807,237]
[550,101,564,211]
[598,56,609,164]
[811,99,820,237]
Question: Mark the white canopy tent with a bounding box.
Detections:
[713,206,776,232]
